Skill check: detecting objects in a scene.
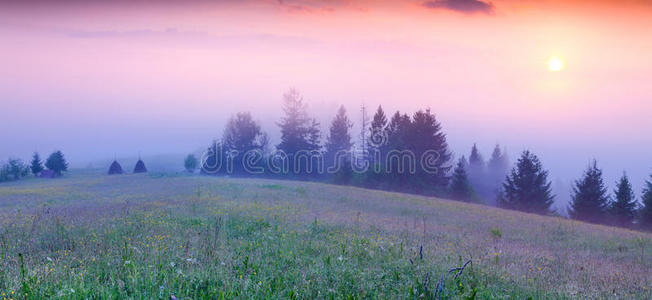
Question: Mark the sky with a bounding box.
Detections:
[1,0,651,205]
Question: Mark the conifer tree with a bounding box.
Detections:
[568,160,609,223]
[406,109,452,193]
[487,144,509,205]
[30,152,44,176]
[325,105,353,183]
[639,175,652,230]
[450,156,475,202]
[468,144,485,181]
[366,106,388,186]
[468,143,488,201]
[498,150,554,214]
[45,150,68,177]
[277,89,321,175]
[223,112,268,174]
[609,173,637,227]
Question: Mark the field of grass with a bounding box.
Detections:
[0,171,651,299]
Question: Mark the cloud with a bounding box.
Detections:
[422,0,494,14]
[276,0,351,13]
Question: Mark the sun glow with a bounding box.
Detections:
[547,56,564,71]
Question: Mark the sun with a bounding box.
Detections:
[547,56,564,71]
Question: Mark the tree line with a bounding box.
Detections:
[194,89,652,231]
[0,151,68,182]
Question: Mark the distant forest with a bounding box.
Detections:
[196,89,652,231]
[2,89,651,231]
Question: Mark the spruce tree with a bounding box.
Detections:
[498,150,554,214]
[450,156,475,202]
[277,89,320,175]
[468,144,485,180]
[367,106,388,186]
[325,105,353,183]
[639,175,652,230]
[368,105,388,151]
[223,112,268,174]
[610,173,637,227]
[385,111,412,188]
[45,150,68,177]
[468,143,487,201]
[30,152,44,176]
[406,109,452,193]
[567,160,609,223]
[487,145,509,185]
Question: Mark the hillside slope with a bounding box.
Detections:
[0,172,650,298]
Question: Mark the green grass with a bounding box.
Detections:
[0,172,651,299]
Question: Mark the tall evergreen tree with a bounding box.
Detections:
[568,160,609,223]
[45,150,68,177]
[609,173,637,227]
[450,156,475,202]
[487,144,509,205]
[468,143,488,202]
[406,109,452,194]
[385,111,412,188]
[368,105,388,151]
[498,150,554,214]
[307,118,321,152]
[325,105,353,183]
[223,112,268,174]
[468,144,485,181]
[639,175,652,230]
[224,112,267,154]
[30,152,44,176]
[277,89,312,154]
[277,89,321,175]
[366,106,388,186]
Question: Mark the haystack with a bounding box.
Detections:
[133,159,147,173]
[108,160,123,175]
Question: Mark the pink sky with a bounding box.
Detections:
[1,0,651,205]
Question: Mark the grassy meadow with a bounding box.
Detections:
[0,171,651,299]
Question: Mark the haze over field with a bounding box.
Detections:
[1,0,651,195]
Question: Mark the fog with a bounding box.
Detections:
[1,0,651,206]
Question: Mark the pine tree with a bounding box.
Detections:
[468,144,485,180]
[223,112,268,174]
[368,105,388,152]
[277,89,312,155]
[609,173,637,227]
[384,111,411,189]
[325,105,353,183]
[30,152,44,176]
[307,118,321,152]
[45,150,68,177]
[468,143,487,201]
[498,150,554,215]
[366,106,388,186]
[277,89,320,175]
[450,156,475,202]
[406,109,452,194]
[639,175,652,230]
[567,160,609,223]
[487,144,509,205]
